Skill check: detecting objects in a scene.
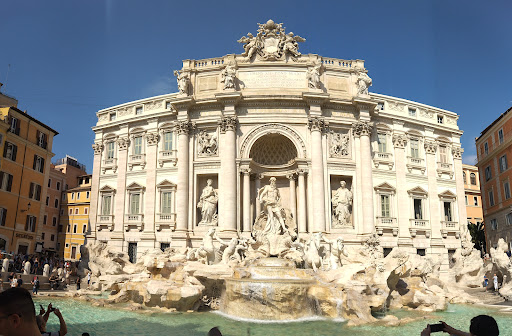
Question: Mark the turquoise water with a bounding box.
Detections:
[34,298,512,336]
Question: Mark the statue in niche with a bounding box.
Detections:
[197,130,218,156]
[197,179,218,225]
[220,62,237,90]
[173,70,190,95]
[258,177,287,235]
[355,68,372,95]
[332,181,353,228]
[306,63,322,89]
[330,132,350,157]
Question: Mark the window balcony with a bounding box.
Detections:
[128,153,146,170]
[372,152,394,170]
[124,214,144,231]
[406,156,426,174]
[409,218,431,238]
[158,149,178,167]
[437,162,454,178]
[155,213,177,231]
[375,217,398,236]
[102,158,118,173]
[441,221,460,238]
[97,215,114,231]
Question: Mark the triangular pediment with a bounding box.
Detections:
[99,185,116,192]
[439,190,457,198]
[407,186,428,195]
[374,182,396,192]
[126,182,144,190]
[157,179,177,188]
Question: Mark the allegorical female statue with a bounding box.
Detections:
[197,179,218,225]
[332,181,353,228]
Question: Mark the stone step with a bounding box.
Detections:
[466,288,507,305]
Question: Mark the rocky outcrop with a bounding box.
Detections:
[490,238,512,300]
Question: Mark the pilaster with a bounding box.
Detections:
[308,116,327,233]
[142,123,159,242]
[88,141,103,239]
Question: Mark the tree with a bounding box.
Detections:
[467,222,486,254]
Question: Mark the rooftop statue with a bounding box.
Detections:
[237,19,305,61]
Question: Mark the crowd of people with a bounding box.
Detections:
[4,252,74,275]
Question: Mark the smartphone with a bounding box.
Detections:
[430,323,444,332]
[39,304,44,310]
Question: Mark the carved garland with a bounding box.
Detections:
[239,123,307,159]
[352,121,372,137]
[218,116,238,133]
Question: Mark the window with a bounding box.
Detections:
[499,129,504,144]
[383,248,393,257]
[505,182,511,199]
[489,190,495,207]
[25,215,36,232]
[71,193,75,200]
[58,224,63,232]
[77,192,81,200]
[109,112,116,121]
[465,196,468,205]
[73,224,77,233]
[380,194,390,217]
[462,171,466,184]
[443,202,453,221]
[414,198,423,219]
[52,217,57,226]
[0,172,13,192]
[41,232,45,240]
[408,108,416,117]
[37,130,48,149]
[0,208,7,226]
[67,225,70,233]
[163,132,173,151]
[500,155,508,172]
[50,234,55,241]
[437,115,444,124]
[439,145,448,163]
[485,166,492,181]
[161,191,172,214]
[3,142,17,161]
[490,219,498,230]
[506,213,512,226]
[160,243,170,251]
[75,208,79,214]
[166,102,171,110]
[86,191,90,199]
[62,193,66,201]
[410,139,420,158]
[484,142,489,155]
[56,182,61,190]
[60,209,64,215]
[54,198,59,208]
[417,249,426,256]
[83,224,87,233]
[106,142,115,159]
[29,183,41,201]
[9,116,20,135]
[33,155,45,173]
[136,106,143,115]
[69,208,73,215]
[102,195,112,215]
[48,178,52,188]
[133,136,143,155]
[377,133,387,153]
[65,243,69,247]
[45,196,49,206]
[43,215,47,225]
[473,196,478,206]
[84,208,88,215]
[470,173,477,185]
[130,193,141,214]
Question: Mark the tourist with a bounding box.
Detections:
[49,274,58,290]
[493,273,499,291]
[483,275,489,288]
[0,287,42,336]
[37,306,68,336]
[420,315,499,336]
[16,276,23,288]
[31,276,40,295]
[208,327,223,336]
[76,277,81,290]
[11,274,18,288]
[87,271,91,289]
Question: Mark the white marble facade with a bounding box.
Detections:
[89,20,465,269]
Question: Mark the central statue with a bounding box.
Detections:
[252,177,297,257]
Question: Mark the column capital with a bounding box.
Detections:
[117,136,130,150]
[175,120,195,135]
[92,143,103,155]
[351,121,372,137]
[424,139,438,154]
[308,116,327,133]
[146,132,160,146]
[392,133,407,149]
[241,168,251,175]
[218,116,238,133]
[297,168,308,176]
[452,146,463,159]
[286,172,297,180]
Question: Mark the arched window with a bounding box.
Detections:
[470,173,477,185]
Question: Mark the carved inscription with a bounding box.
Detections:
[327,76,349,92]
[239,71,305,89]
[197,76,218,91]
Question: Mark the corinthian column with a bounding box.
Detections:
[143,130,159,241]
[352,121,374,234]
[287,172,297,222]
[297,169,307,233]
[88,142,103,240]
[308,117,327,233]
[242,168,251,233]
[219,116,238,232]
[392,131,409,240]
[425,139,442,239]
[175,121,193,232]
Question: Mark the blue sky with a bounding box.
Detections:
[0,0,511,172]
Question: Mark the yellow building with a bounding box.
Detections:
[0,83,17,171]
[0,99,58,254]
[462,164,484,229]
[59,174,91,260]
